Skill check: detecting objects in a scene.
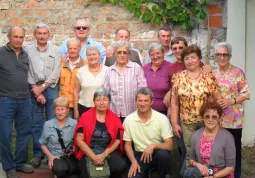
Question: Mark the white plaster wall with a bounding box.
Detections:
[243,0,255,146]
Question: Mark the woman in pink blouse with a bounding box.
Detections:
[213,42,250,178]
[184,101,235,178]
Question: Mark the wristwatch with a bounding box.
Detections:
[41,83,47,89]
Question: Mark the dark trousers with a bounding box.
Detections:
[226,128,242,178]
[78,151,127,178]
[183,166,203,178]
[78,104,91,116]
[131,150,171,178]
[52,157,80,178]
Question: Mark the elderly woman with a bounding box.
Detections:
[73,46,108,119]
[142,42,171,115]
[103,41,147,122]
[184,101,235,178]
[39,96,79,178]
[213,42,250,178]
[74,88,127,178]
[170,44,221,162]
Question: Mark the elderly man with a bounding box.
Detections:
[59,39,87,117]
[143,26,175,64]
[60,19,105,63]
[104,27,142,66]
[0,26,34,178]
[123,87,174,178]
[25,23,61,168]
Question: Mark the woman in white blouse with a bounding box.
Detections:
[74,46,108,119]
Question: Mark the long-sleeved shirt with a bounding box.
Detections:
[60,38,106,63]
[25,42,61,88]
[104,61,147,117]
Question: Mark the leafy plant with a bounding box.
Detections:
[85,0,211,30]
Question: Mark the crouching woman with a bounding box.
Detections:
[39,96,79,178]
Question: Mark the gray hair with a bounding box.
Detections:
[214,42,232,54]
[148,42,164,55]
[135,87,154,101]
[7,26,25,36]
[113,41,131,53]
[86,46,100,55]
[74,19,90,28]
[93,88,111,102]
[67,39,81,48]
[33,23,50,34]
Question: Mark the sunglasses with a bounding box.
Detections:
[172,46,184,51]
[214,53,231,58]
[74,26,89,30]
[117,51,128,55]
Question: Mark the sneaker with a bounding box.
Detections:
[16,165,34,174]
[30,156,42,168]
[6,171,20,178]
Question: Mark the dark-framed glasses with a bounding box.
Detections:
[117,51,128,55]
[214,53,231,58]
[74,26,89,30]
[172,46,184,51]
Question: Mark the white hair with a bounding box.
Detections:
[214,42,232,54]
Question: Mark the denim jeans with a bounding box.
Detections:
[31,84,59,157]
[0,96,32,172]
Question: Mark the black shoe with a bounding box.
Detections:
[16,165,34,174]
[30,156,42,168]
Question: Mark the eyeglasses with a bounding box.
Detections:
[214,53,231,58]
[204,115,219,120]
[117,51,128,55]
[95,99,110,103]
[74,26,89,31]
[172,47,184,51]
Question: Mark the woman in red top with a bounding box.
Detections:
[74,88,127,178]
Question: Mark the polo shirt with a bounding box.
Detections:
[0,43,30,99]
[123,110,173,152]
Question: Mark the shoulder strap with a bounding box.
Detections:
[55,128,66,150]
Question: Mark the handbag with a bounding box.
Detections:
[85,156,110,178]
[55,128,80,174]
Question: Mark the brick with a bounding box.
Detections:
[0,11,6,18]
[7,10,17,17]
[15,3,27,8]
[97,23,115,32]
[27,0,40,8]
[72,0,83,6]
[91,32,103,39]
[26,18,37,25]
[206,16,222,28]
[83,8,92,17]
[99,6,113,14]
[35,10,49,17]
[11,18,25,25]
[21,10,33,16]
[106,16,120,21]
[208,4,222,14]
[45,0,56,8]
[0,3,9,10]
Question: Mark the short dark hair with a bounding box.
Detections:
[171,37,188,47]
[200,101,224,117]
[181,44,202,61]
[115,27,130,37]
[158,25,171,36]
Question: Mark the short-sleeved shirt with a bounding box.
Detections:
[143,61,171,112]
[213,65,250,128]
[76,65,108,107]
[39,118,77,157]
[123,109,173,152]
[171,70,218,124]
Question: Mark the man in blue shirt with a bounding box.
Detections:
[60,19,106,63]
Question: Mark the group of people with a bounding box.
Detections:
[0,17,250,178]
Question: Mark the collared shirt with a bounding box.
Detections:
[67,57,80,71]
[103,61,147,117]
[60,38,106,63]
[213,65,250,128]
[143,48,176,65]
[39,118,77,157]
[143,61,171,112]
[0,43,31,99]
[25,42,61,88]
[123,109,173,152]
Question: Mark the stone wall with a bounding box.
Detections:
[0,0,227,62]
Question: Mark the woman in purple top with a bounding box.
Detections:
[143,43,171,115]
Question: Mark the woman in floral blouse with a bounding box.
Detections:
[213,42,250,178]
[170,44,221,164]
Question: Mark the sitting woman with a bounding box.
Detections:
[74,88,127,178]
[184,101,235,178]
[39,96,79,178]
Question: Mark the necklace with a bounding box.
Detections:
[218,64,231,80]
[187,69,201,80]
[89,64,101,73]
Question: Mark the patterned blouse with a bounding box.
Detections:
[171,70,219,124]
[213,65,250,128]
[200,133,234,178]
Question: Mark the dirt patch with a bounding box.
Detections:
[242,145,255,177]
